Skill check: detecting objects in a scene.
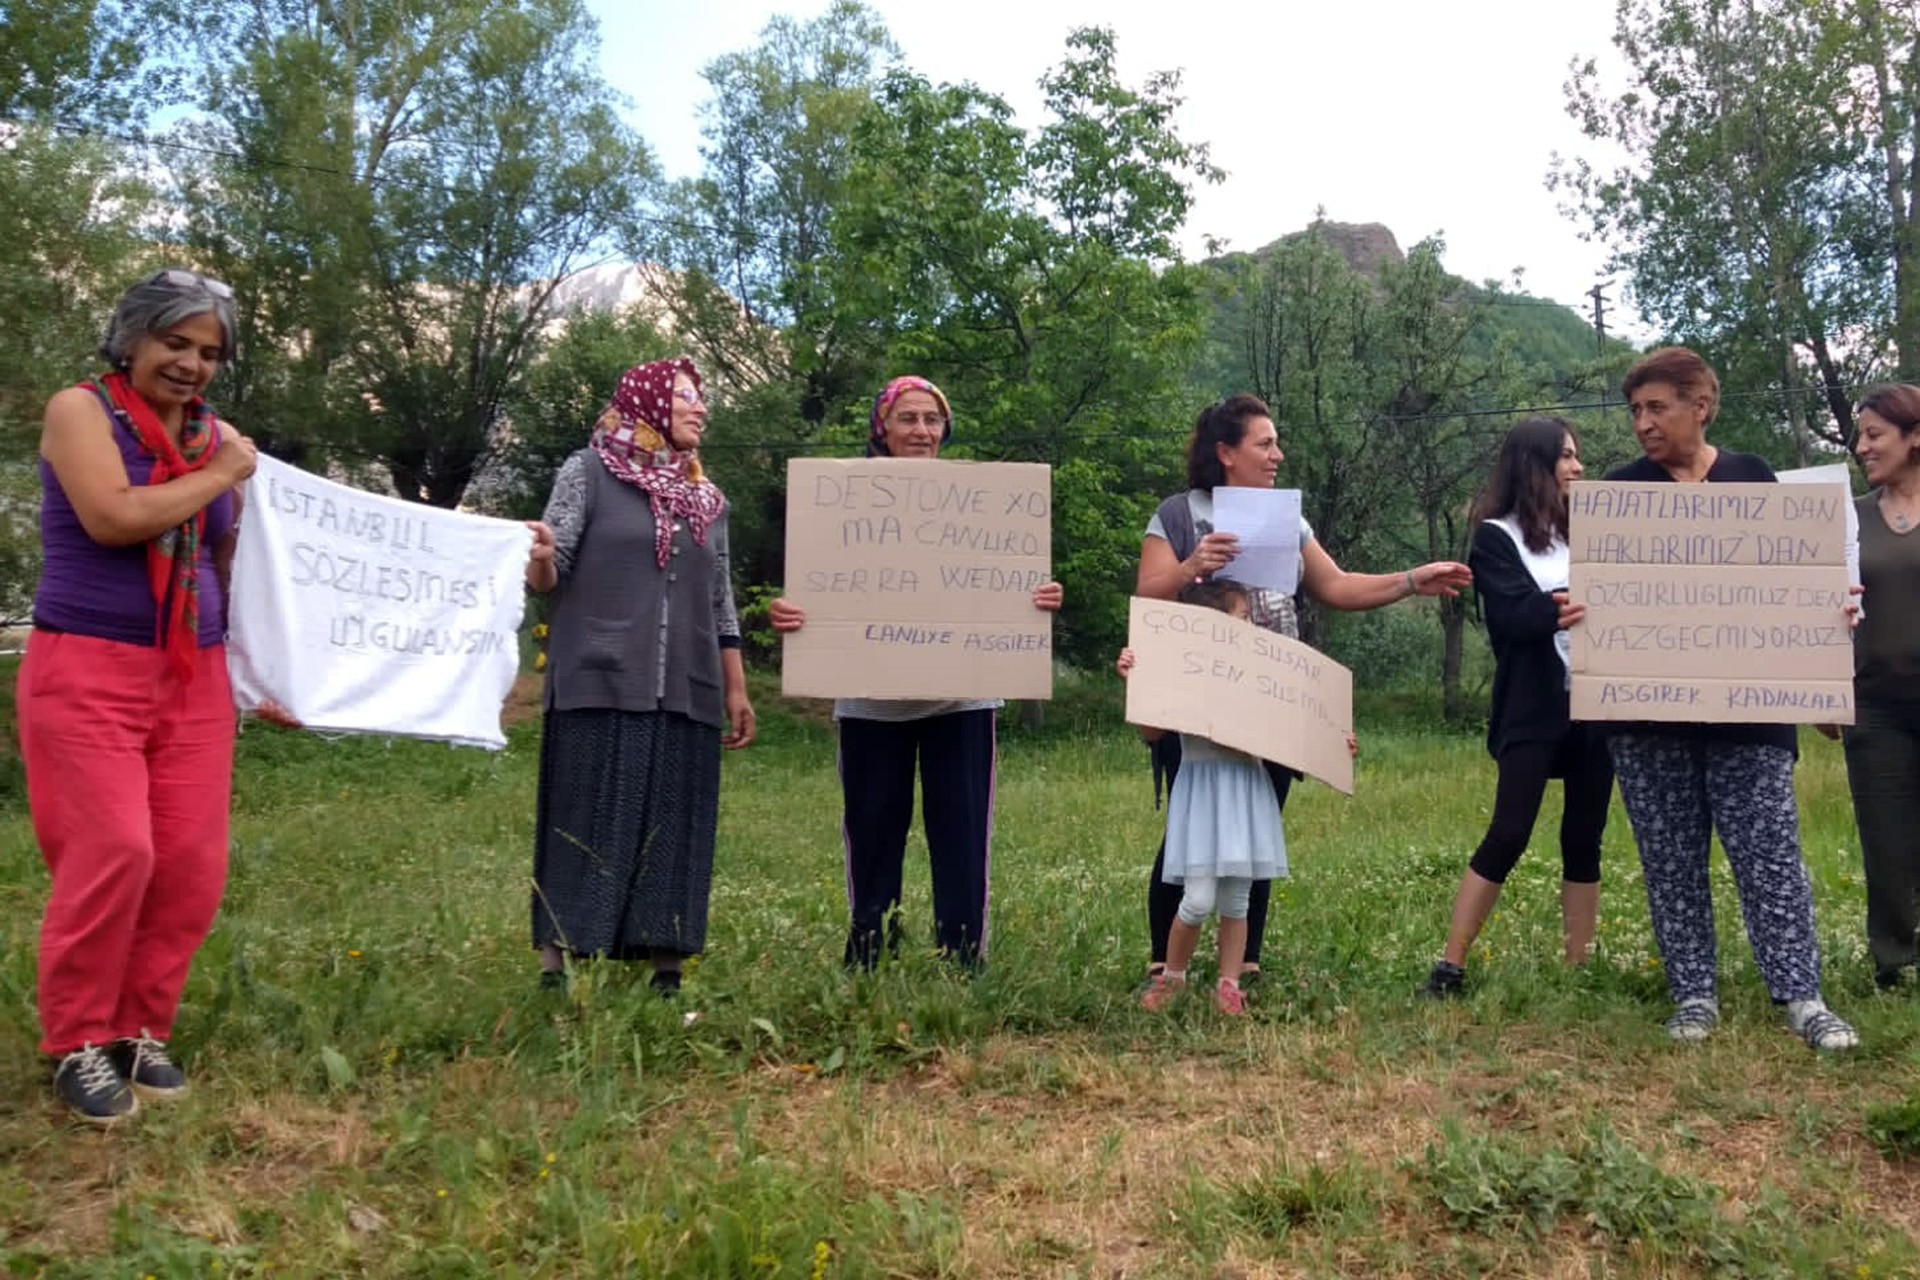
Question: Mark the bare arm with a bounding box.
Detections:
[212,482,245,603]
[41,387,254,546]
[1299,539,1472,611]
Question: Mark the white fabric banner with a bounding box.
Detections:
[227,454,532,749]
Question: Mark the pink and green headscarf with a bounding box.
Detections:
[866,375,953,457]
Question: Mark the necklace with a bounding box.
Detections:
[1883,489,1919,532]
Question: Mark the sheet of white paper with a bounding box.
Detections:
[1210,487,1302,593]
[1776,464,1861,619]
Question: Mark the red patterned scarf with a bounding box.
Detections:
[590,358,724,567]
[95,371,221,679]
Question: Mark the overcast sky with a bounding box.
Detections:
[589,0,1641,326]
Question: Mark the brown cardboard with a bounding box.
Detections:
[1567,481,1848,565]
[1124,597,1354,794]
[1568,564,1853,679]
[781,458,1053,699]
[1570,676,1854,724]
[1569,480,1855,724]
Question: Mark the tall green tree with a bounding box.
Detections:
[0,1,172,618]
[820,28,1221,665]
[659,0,896,419]
[1240,228,1513,715]
[180,0,653,505]
[1556,0,1920,453]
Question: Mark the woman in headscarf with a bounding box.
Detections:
[23,268,259,1125]
[768,376,1063,970]
[524,357,755,996]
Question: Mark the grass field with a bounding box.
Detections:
[1,668,1917,1278]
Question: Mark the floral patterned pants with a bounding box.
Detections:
[1609,736,1822,1004]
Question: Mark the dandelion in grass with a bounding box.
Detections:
[348,950,362,959]
[811,1239,833,1280]
[435,1188,448,1199]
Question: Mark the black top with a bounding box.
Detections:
[1472,521,1570,758]
[1600,450,1798,755]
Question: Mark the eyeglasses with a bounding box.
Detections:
[154,269,234,300]
[890,411,946,428]
[673,386,704,406]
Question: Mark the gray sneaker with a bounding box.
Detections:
[54,1045,138,1127]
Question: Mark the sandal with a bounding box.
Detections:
[1787,1003,1858,1052]
[1664,998,1719,1043]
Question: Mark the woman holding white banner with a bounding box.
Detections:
[1839,383,1920,990]
[20,269,260,1125]
[767,375,1063,971]
[1417,417,1613,999]
[524,358,755,997]
[1133,394,1471,996]
[1588,346,1855,1050]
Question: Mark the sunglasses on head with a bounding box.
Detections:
[154,269,234,301]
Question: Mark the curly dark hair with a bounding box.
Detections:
[1185,395,1273,490]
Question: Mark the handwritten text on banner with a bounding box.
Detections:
[781,458,1053,699]
[1124,597,1354,795]
[1568,480,1853,725]
[227,454,531,749]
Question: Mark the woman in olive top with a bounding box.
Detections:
[1843,383,1920,989]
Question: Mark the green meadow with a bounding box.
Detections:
[1,668,1917,1279]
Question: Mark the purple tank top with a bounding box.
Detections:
[33,400,236,648]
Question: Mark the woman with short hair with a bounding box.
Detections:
[1594,346,1854,1049]
[23,268,260,1124]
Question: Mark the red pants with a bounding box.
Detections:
[18,631,234,1055]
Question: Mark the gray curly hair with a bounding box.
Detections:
[99,269,238,369]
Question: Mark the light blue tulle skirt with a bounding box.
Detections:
[1162,734,1287,883]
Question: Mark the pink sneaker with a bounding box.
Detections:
[1140,972,1185,1011]
[1214,979,1247,1016]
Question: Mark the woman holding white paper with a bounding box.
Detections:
[768,375,1062,970]
[1580,346,1854,1050]
[1417,417,1613,999]
[1840,383,1920,989]
[1133,394,1472,994]
[524,358,755,997]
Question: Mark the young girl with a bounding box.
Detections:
[1418,417,1614,998]
[1118,580,1286,1015]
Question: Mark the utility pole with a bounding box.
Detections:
[1588,279,1612,355]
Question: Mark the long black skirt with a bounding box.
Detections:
[531,708,722,960]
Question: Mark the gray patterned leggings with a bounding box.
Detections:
[1609,736,1822,1004]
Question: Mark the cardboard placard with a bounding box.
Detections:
[781,458,1053,699]
[1124,597,1354,794]
[1568,480,1854,724]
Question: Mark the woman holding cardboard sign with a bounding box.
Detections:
[768,375,1062,970]
[524,357,755,997]
[1580,346,1855,1050]
[1133,394,1472,997]
[1840,383,1920,989]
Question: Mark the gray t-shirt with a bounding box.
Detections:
[1145,488,1314,639]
